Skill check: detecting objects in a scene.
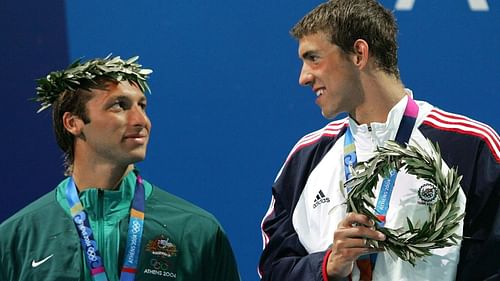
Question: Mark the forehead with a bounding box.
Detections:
[88,81,146,101]
[298,31,335,56]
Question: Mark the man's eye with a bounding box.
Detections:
[111,101,127,110]
[304,54,319,63]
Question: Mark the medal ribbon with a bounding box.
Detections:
[66,170,145,281]
[343,96,418,279]
[343,96,419,223]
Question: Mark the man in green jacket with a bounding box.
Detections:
[0,55,241,281]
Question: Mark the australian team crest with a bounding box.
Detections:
[417,183,439,205]
[146,235,178,258]
[142,235,178,279]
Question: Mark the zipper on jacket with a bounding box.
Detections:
[367,124,375,144]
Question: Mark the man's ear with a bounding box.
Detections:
[62,112,85,137]
[351,39,369,70]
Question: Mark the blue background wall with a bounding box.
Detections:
[1,0,498,280]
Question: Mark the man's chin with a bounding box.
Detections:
[321,110,337,120]
[127,152,147,165]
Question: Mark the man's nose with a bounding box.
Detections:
[129,105,149,127]
[298,64,313,86]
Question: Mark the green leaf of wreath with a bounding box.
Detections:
[34,54,152,113]
[346,138,464,266]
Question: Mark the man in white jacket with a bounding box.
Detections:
[259,1,500,280]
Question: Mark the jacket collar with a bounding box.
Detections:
[56,170,137,220]
[348,91,411,148]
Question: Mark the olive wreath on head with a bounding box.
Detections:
[34,54,153,112]
[345,139,464,266]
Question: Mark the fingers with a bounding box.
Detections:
[337,213,386,241]
[326,237,378,278]
[339,212,374,228]
[335,237,369,250]
[334,228,385,252]
[326,213,386,279]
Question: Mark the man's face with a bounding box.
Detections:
[75,81,151,167]
[297,32,362,119]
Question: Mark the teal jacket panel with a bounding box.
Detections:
[0,190,82,281]
[0,176,241,281]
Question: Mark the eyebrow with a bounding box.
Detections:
[300,50,318,60]
[137,95,147,103]
[113,94,147,101]
[104,94,147,108]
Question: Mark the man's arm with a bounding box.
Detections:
[260,194,385,281]
[208,226,242,281]
[455,140,500,280]
[420,115,500,280]
[0,236,7,281]
[259,193,330,281]
[259,123,352,280]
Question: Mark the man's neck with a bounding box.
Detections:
[350,71,406,125]
[71,163,133,191]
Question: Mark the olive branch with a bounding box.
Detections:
[345,139,464,266]
[35,54,152,113]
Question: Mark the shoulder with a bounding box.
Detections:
[270,118,348,205]
[145,184,222,229]
[0,189,69,255]
[0,190,59,229]
[418,102,499,162]
[284,118,348,163]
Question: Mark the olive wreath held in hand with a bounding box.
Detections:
[345,139,464,266]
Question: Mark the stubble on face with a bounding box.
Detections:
[75,82,151,168]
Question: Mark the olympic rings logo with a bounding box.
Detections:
[132,220,141,233]
[150,258,169,271]
[87,246,98,261]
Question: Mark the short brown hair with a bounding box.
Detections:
[291,0,400,79]
[52,86,94,175]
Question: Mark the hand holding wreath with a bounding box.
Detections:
[345,139,464,266]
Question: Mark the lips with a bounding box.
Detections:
[124,133,147,139]
[123,133,148,144]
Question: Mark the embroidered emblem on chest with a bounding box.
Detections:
[417,183,439,205]
[146,235,178,258]
[142,235,178,279]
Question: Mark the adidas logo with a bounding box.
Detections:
[313,189,330,209]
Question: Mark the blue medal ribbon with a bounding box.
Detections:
[66,170,145,281]
[343,96,419,223]
[343,96,419,266]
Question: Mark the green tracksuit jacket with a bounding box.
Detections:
[0,171,241,281]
